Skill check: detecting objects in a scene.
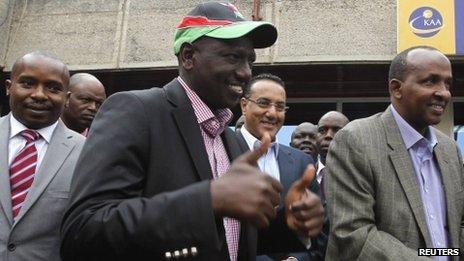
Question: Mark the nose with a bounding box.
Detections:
[434,85,451,102]
[87,101,97,112]
[325,129,335,139]
[236,61,252,83]
[30,85,47,101]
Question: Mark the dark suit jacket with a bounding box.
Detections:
[325,106,464,261]
[236,132,325,261]
[61,79,312,261]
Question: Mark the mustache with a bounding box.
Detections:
[24,101,52,110]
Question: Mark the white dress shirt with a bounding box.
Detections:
[316,157,325,184]
[241,126,312,249]
[8,115,58,171]
[240,126,280,181]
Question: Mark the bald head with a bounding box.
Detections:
[316,111,349,164]
[11,51,70,87]
[61,73,106,133]
[290,122,318,159]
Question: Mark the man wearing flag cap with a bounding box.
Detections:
[61,2,323,261]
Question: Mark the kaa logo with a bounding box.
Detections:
[409,6,444,38]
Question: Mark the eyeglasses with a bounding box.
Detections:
[246,98,289,112]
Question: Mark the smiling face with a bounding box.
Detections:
[180,36,255,109]
[291,122,318,158]
[240,79,286,141]
[390,48,452,134]
[6,54,69,129]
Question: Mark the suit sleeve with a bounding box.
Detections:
[257,151,317,255]
[325,128,429,261]
[60,92,221,260]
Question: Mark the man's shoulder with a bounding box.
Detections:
[342,112,384,134]
[434,127,460,150]
[57,122,86,145]
[279,144,313,163]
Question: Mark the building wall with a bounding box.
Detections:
[0,0,397,71]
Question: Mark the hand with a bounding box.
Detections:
[285,164,324,237]
[211,133,283,228]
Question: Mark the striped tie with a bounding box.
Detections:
[10,129,40,220]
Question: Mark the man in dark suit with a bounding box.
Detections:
[61,2,322,261]
[237,73,325,261]
[325,46,464,260]
[1,51,85,260]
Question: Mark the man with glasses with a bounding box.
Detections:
[237,73,325,261]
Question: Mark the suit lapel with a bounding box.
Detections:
[434,138,459,248]
[277,147,296,198]
[13,122,75,225]
[0,115,14,226]
[382,108,432,247]
[223,128,244,161]
[166,80,213,181]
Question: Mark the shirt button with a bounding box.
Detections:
[424,188,429,193]
[430,215,434,219]
[7,243,16,251]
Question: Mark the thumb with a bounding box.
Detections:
[236,132,271,165]
[295,164,316,191]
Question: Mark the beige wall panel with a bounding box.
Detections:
[121,0,273,67]
[274,0,397,62]
[4,0,122,70]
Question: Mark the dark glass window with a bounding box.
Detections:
[342,102,389,121]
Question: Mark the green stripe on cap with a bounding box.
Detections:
[174,27,219,54]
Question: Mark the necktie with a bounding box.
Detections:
[319,167,327,201]
[203,119,240,261]
[10,129,40,220]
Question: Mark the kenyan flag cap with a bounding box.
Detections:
[174,2,277,54]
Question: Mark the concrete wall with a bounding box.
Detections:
[0,0,397,71]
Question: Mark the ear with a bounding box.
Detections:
[240,97,248,115]
[179,43,195,70]
[65,91,71,108]
[389,79,403,100]
[5,80,12,96]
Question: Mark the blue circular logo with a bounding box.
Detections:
[409,7,443,38]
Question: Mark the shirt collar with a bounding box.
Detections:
[390,105,437,150]
[317,157,325,173]
[9,114,58,144]
[241,126,279,157]
[177,76,232,127]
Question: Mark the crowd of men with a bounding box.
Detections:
[1,2,463,261]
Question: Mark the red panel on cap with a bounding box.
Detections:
[177,16,233,29]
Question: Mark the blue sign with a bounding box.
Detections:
[409,7,444,38]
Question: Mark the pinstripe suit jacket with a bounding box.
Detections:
[325,106,464,261]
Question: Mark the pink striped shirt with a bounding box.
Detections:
[178,77,240,261]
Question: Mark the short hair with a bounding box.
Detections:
[388,46,439,82]
[244,73,285,97]
[69,73,104,90]
[11,51,69,84]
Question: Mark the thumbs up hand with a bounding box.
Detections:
[211,132,283,228]
[285,164,324,237]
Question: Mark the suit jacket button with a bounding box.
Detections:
[7,243,16,251]
[182,248,189,257]
[173,250,180,258]
[190,247,198,256]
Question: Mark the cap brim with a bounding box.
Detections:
[205,21,277,49]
